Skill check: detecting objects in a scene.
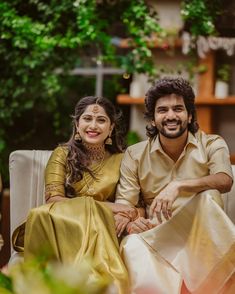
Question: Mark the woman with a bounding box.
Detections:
[17,96,138,293]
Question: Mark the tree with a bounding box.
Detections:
[0,0,163,183]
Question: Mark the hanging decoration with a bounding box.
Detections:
[182,32,235,58]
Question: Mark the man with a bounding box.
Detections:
[116,77,235,293]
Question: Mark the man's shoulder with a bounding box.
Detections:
[126,140,149,158]
[196,130,227,147]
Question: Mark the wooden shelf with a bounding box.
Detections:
[231,154,235,164]
[116,37,182,49]
[117,95,144,104]
[196,96,235,105]
[117,51,235,162]
[117,94,235,106]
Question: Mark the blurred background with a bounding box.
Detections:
[1,0,235,265]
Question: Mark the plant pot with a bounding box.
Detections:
[129,74,151,98]
[215,80,229,99]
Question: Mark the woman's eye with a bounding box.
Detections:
[97,118,106,123]
[83,117,92,121]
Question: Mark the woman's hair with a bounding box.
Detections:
[63,96,126,195]
[145,77,199,138]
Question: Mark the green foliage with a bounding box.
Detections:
[121,0,163,76]
[216,64,231,82]
[0,272,13,292]
[0,0,164,184]
[0,257,110,294]
[181,0,222,36]
[127,131,141,146]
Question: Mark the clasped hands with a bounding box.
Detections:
[115,181,180,236]
[114,207,155,237]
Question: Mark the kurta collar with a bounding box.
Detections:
[150,131,198,153]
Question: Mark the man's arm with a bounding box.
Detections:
[150,134,234,221]
[115,148,140,207]
[149,172,233,220]
[115,147,156,234]
[177,172,232,194]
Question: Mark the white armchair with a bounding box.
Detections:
[8,150,235,262]
[9,150,52,262]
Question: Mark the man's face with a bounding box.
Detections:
[153,94,192,139]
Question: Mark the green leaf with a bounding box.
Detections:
[0,272,13,291]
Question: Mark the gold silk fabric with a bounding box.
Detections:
[44,146,120,201]
[116,131,235,293]
[22,147,129,294]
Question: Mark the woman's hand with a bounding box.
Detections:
[114,213,130,237]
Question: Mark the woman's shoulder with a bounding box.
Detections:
[50,145,69,161]
[109,152,124,161]
[54,145,68,153]
[103,153,123,171]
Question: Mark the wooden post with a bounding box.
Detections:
[196,51,215,133]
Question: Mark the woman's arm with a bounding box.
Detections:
[44,147,68,203]
[45,194,68,203]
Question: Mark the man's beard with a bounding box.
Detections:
[157,119,188,139]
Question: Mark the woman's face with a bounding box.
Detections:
[76,104,114,145]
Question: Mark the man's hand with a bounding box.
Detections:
[126,217,156,234]
[149,181,180,222]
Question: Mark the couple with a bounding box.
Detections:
[14,77,235,293]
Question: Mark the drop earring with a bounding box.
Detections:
[105,131,113,145]
[74,132,81,142]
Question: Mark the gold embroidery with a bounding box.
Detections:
[45,184,64,200]
[45,184,64,192]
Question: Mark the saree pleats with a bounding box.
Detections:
[121,190,235,294]
[25,197,129,294]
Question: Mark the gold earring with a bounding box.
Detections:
[105,135,112,145]
[74,132,81,141]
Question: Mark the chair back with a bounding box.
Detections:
[9,150,52,249]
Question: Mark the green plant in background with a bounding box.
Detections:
[216,64,231,83]
[0,257,110,294]
[120,0,164,76]
[181,0,222,36]
[127,131,141,146]
[0,0,164,184]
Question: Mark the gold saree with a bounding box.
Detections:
[20,147,129,294]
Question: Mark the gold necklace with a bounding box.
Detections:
[83,142,106,161]
[83,151,106,195]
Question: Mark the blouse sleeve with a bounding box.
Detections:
[45,146,68,199]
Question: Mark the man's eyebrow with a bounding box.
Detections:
[174,104,185,108]
[156,106,168,110]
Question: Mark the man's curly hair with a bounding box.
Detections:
[145,77,199,138]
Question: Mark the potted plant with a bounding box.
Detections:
[215,64,231,98]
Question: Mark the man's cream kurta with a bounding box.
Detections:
[116,130,235,294]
